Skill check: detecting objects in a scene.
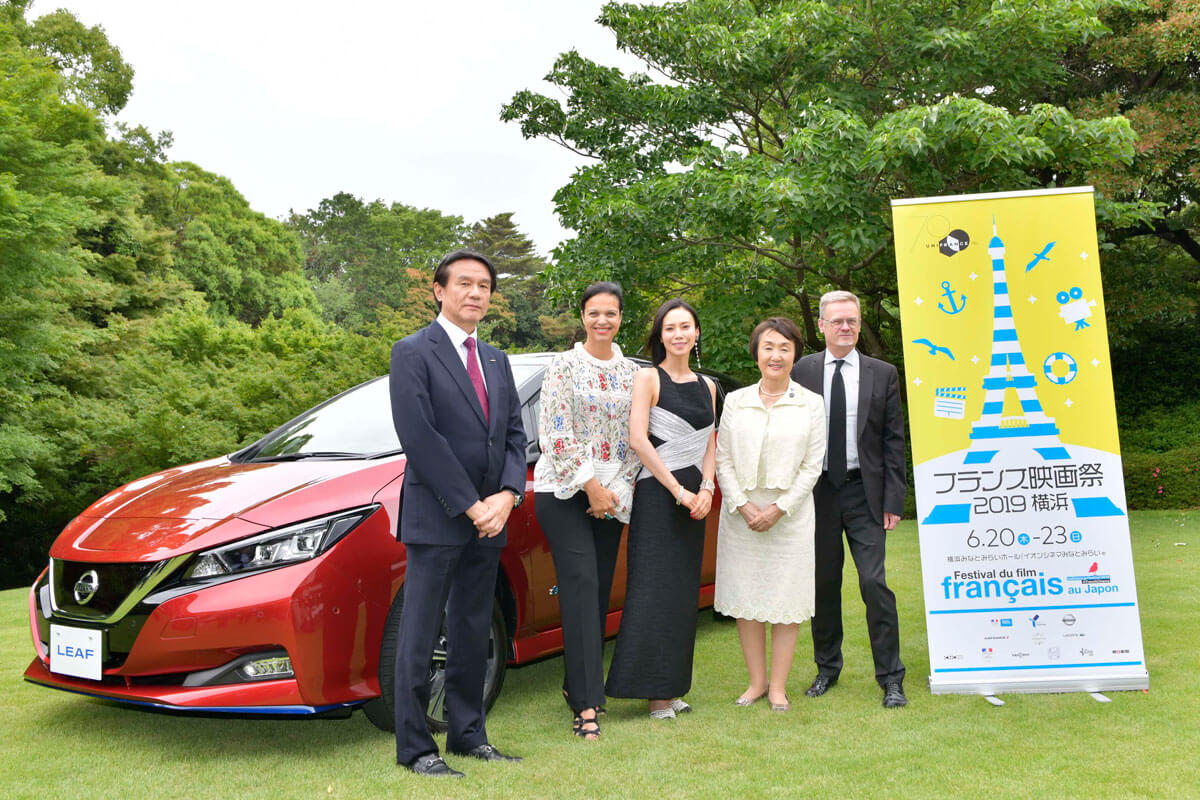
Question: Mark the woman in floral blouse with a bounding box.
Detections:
[533,281,640,740]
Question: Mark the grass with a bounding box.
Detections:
[2,511,1197,799]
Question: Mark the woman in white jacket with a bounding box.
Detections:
[714,317,826,712]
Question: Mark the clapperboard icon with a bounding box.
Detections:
[934,386,966,419]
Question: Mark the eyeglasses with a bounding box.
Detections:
[822,318,860,329]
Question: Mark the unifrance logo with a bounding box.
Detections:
[1065,562,1118,597]
[942,569,1063,605]
[939,229,970,256]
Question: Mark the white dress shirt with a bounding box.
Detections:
[822,348,859,471]
[436,313,486,390]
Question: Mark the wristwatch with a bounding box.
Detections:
[506,488,524,508]
[699,479,715,492]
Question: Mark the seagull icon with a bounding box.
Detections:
[912,338,955,360]
[1026,241,1056,272]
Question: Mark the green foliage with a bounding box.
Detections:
[287,192,465,329]
[152,162,317,323]
[465,213,574,352]
[1118,400,1200,454]
[0,6,130,516]
[1123,446,1200,509]
[0,3,333,584]
[502,0,1149,370]
[19,7,134,114]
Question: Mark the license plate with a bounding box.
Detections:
[49,624,104,681]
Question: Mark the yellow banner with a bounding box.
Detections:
[894,188,1118,464]
[891,187,1146,695]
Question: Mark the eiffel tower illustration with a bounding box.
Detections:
[922,220,1124,525]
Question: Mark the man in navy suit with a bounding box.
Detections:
[389,250,527,777]
[791,290,909,708]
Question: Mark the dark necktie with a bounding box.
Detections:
[827,359,847,487]
[464,337,489,423]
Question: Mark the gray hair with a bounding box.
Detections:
[819,290,861,320]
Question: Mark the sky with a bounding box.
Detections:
[29,1,653,257]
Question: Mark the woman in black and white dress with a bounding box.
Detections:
[605,299,717,720]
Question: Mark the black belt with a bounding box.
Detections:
[824,468,862,481]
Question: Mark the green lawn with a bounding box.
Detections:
[3,511,1196,799]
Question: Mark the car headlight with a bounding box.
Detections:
[184,505,379,580]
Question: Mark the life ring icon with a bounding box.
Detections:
[1043,352,1078,385]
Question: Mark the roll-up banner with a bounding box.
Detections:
[891,187,1148,695]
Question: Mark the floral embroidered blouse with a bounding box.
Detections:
[533,342,642,522]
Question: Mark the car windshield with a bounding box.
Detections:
[249,378,398,460]
[244,358,548,462]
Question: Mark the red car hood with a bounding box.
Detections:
[51,456,405,562]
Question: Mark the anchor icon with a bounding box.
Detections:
[938,280,966,315]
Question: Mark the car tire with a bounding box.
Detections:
[363,584,508,733]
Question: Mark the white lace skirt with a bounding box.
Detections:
[713,488,815,624]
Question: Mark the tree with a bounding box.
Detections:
[1051,0,1200,348]
[502,0,1148,376]
[158,162,317,323]
[464,213,574,351]
[287,193,465,329]
[17,5,133,114]
[0,2,320,584]
[0,5,130,519]
[1062,0,1200,261]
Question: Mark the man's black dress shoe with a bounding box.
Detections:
[883,682,908,708]
[450,744,522,763]
[405,753,464,778]
[805,674,838,697]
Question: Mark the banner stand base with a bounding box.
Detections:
[930,671,1149,695]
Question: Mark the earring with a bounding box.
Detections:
[693,333,702,368]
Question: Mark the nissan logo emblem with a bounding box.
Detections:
[73,570,100,605]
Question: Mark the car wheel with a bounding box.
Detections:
[363,584,508,733]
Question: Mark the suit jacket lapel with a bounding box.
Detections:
[429,323,489,428]
[798,353,823,395]
[856,353,873,439]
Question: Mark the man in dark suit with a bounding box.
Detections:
[388,249,527,777]
[791,290,909,708]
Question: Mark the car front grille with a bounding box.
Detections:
[51,560,158,618]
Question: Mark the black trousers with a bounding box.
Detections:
[535,492,624,712]
[811,473,905,687]
[394,539,501,766]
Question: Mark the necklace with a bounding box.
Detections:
[758,383,788,397]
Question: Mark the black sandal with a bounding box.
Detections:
[572,712,601,740]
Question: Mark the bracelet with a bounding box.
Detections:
[699,479,715,492]
[676,486,685,505]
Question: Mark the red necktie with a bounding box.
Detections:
[464,337,489,423]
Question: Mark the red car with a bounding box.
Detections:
[25,353,736,730]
